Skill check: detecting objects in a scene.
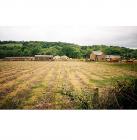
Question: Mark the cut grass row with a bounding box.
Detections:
[0,61,137,109]
[0,63,52,108]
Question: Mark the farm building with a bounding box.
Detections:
[35,55,53,61]
[53,55,70,61]
[90,51,105,61]
[53,55,61,61]
[60,55,69,61]
[105,55,121,62]
[121,59,134,63]
[4,57,35,61]
[134,60,137,63]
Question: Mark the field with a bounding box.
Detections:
[0,61,137,109]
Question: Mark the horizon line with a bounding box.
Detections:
[0,40,137,50]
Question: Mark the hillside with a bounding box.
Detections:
[0,41,137,59]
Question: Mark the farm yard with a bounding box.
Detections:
[0,61,137,109]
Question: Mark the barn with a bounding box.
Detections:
[4,57,34,61]
[105,55,121,62]
[34,55,53,61]
[90,51,105,61]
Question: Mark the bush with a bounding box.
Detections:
[98,77,137,109]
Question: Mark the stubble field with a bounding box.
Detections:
[0,61,137,109]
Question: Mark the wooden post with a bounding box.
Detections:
[92,88,99,109]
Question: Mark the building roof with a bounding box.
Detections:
[35,55,53,58]
[60,55,69,59]
[92,51,104,55]
[5,57,34,59]
[53,56,61,59]
[105,55,121,59]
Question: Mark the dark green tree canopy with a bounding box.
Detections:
[0,41,137,59]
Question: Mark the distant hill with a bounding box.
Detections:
[0,41,137,59]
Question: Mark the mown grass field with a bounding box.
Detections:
[0,61,137,109]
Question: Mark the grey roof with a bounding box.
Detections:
[35,55,53,57]
[5,57,34,59]
[105,55,121,59]
[60,55,69,58]
[92,51,104,55]
[53,56,61,59]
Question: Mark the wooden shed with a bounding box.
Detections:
[105,55,121,62]
[34,55,53,61]
[4,57,34,61]
[90,51,105,61]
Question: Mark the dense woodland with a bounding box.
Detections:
[0,41,137,59]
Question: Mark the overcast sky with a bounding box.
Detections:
[0,26,137,48]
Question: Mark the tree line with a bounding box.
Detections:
[0,41,137,59]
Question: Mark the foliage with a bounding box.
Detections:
[0,41,137,59]
[98,77,137,109]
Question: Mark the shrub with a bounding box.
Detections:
[98,77,137,109]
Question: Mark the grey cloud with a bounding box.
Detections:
[0,26,137,49]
